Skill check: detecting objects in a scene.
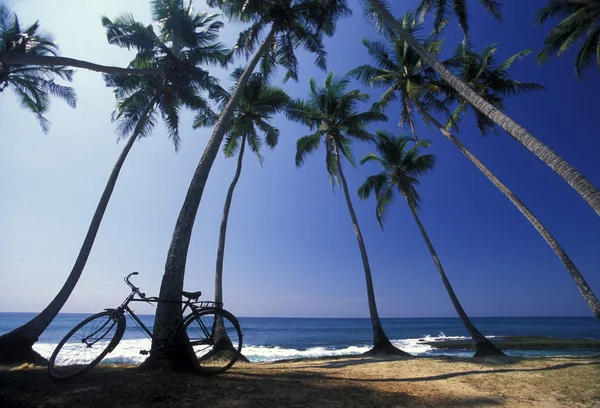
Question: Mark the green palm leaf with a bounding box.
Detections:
[1,4,76,133]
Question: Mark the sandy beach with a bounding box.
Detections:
[2,355,599,407]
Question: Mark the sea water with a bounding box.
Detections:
[1,314,598,364]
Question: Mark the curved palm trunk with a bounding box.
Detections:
[0,98,157,364]
[215,137,246,306]
[333,143,409,356]
[147,28,276,370]
[421,108,600,320]
[212,137,251,363]
[406,202,505,357]
[0,52,157,75]
[366,0,600,217]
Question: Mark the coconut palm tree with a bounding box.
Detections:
[360,0,600,217]
[194,67,289,313]
[348,11,442,142]
[350,16,600,320]
[0,1,228,364]
[446,41,600,318]
[153,0,352,360]
[286,72,407,355]
[358,132,505,356]
[536,0,600,79]
[0,5,155,76]
[0,4,76,133]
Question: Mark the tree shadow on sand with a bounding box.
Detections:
[290,358,600,382]
[2,364,506,408]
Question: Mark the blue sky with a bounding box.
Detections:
[1,0,599,319]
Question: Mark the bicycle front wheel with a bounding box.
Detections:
[48,311,124,381]
[183,308,243,375]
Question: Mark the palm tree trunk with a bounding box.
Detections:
[406,201,505,357]
[0,52,157,75]
[365,0,600,217]
[333,143,409,356]
[215,136,246,305]
[147,28,277,370]
[0,97,157,364]
[211,140,252,363]
[420,108,600,320]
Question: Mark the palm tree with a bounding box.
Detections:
[0,4,76,133]
[350,17,600,320]
[360,0,600,217]
[152,0,352,361]
[358,132,505,356]
[446,41,600,318]
[536,0,600,79]
[194,67,289,317]
[286,72,407,355]
[0,1,228,365]
[348,11,442,142]
[0,5,155,76]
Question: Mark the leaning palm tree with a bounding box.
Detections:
[536,0,600,79]
[350,18,600,320]
[358,132,505,357]
[0,5,155,76]
[153,0,352,360]
[0,1,228,364]
[361,0,600,217]
[194,68,289,316]
[286,72,407,355]
[445,41,600,318]
[0,4,76,133]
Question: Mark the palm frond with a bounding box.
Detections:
[295,132,323,168]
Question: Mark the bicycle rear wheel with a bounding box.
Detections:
[48,311,125,381]
[183,308,242,375]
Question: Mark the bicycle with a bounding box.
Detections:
[47,272,243,381]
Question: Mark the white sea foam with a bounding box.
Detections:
[241,345,372,362]
[34,332,479,364]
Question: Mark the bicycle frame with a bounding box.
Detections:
[110,272,211,342]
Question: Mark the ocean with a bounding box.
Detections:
[1,313,598,364]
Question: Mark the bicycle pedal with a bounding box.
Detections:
[139,350,149,355]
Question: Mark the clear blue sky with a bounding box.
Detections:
[1,0,599,319]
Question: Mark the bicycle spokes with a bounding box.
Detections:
[49,312,122,380]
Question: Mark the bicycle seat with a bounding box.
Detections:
[182,291,201,301]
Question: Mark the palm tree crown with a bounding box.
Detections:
[287,72,386,180]
[102,0,229,149]
[536,0,600,79]
[444,41,545,135]
[195,67,290,162]
[0,4,76,133]
[348,11,442,139]
[358,131,434,225]
[208,0,351,82]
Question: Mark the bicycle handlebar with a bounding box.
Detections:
[125,272,145,298]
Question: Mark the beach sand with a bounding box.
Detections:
[1,355,599,407]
